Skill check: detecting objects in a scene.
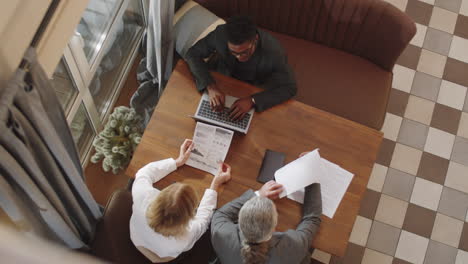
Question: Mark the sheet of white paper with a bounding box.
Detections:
[287,157,354,218]
[275,149,323,198]
[186,122,233,175]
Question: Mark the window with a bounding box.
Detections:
[51,0,146,166]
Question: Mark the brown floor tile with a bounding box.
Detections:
[393,258,412,264]
[444,58,468,88]
[402,203,437,238]
[359,189,381,220]
[376,138,397,167]
[430,103,462,134]
[417,152,449,185]
[406,0,434,26]
[455,15,468,39]
[85,160,130,205]
[396,44,422,70]
[329,243,365,264]
[460,222,468,251]
[388,89,410,117]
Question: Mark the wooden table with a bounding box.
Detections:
[126,61,383,257]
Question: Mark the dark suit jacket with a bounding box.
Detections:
[211,184,322,264]
[185,24,297,111]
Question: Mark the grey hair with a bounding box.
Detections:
[239,196,278,264]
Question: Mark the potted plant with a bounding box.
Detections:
[90,106,143,174]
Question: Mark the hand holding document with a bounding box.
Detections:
[186,122,234,175]
[274,149,354,218]
[275,150,323,198]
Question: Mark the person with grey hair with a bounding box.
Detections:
[211,177,322,264]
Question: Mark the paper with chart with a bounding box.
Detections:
[275,149,354,218]
[186,122,234,175]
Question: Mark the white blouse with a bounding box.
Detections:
[129,158,217,258]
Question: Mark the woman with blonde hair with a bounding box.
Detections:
[130,139,231,263]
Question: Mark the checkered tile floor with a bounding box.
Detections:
[311,0,468,263]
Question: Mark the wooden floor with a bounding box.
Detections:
[84,56,141,205]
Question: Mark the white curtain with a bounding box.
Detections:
[0,48,102,249]
[131,0,175,125]
[146,0,175,91]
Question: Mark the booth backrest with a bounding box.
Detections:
[194,0,416,71]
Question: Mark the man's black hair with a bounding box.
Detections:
[226,15,257,45]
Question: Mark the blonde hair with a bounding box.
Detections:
[146,183,198,237]
[239,196,278,264]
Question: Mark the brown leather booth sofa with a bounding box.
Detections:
[91,189,214,263]
[194,0,416,130]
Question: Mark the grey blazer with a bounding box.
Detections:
[211,183,322,264]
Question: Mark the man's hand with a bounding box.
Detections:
[175,139,194,167]
[207,83,225,112]
[210,163,232,191]
[258,180,284,200]
[229,97,253,121]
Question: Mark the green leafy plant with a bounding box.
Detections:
[91,106,143,174]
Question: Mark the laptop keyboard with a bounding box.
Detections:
[198,100,251,130]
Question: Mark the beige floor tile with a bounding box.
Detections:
[368,164,388,192]
[429,7,458,34]
[362,248,393,264]
[390,143,423,175]
[456,250,468,264]
[367,221,401,255]
[383,168,416,201]
[445,161,468,194]
[461,0,468,16]
[411,72,442,101]
[424,127,456,159]
[411,23,428,47]
[384,0,408,11]
[349,216,372,246]
[437,187,468,220]
[393,64,416,93]
[424,240,459,264]
[404,95,435,125]
[423,27,453,55]
[449,36,468,64]
[410,177,443,210]
[311,249,331,264]
[417,49,447,78]
[375,194,409,228]
[437,80,467,110]
[395,230,429,264]
[431,213,464,247]
[419,0,435,4]
[458,112,468,138]
[382,113,403,141]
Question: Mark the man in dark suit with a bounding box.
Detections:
[186,15,297,120]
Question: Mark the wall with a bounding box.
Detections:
[0,0,89,86]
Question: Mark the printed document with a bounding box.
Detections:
[275,149,354,218]
[186,122,234,175]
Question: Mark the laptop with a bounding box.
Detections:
[193,93,254,134]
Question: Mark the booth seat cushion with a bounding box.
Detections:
[269,31,392,130]
[91,190,152,264]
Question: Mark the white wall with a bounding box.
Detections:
[0,0,89,86]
